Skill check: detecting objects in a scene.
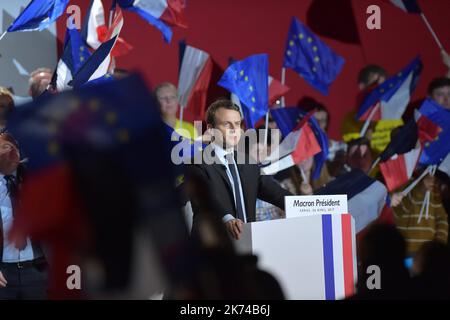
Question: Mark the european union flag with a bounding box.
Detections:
[63,27,91,73]
[52,26,91,91]
[218,54,269,128]
[356,56,422,120]
[7,0,69,32]
[418,98,450,165]
[283,17,345,95]
[270,107,329,180]
[8,74,166,176]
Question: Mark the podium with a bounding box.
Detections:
[233,214,357,300]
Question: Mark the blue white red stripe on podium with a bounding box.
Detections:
[321,214,356,300]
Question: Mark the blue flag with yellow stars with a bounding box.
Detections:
[63,27,92,75]
[51,27,92,91]
[283,17,345,95]
[218,54,269,128]
[8,74,169,178]
[418,98,450,165]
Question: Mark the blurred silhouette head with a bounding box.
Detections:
[357,64,387,90]
[297,97,329,132]
[428,77,450,110]
[0,87,14,128]
[346,137,373,173]
[29,67,52,99]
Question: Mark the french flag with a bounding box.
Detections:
[377,109,441,191]
[81,0,132,57]
[70,6,124,88]
[390,0,422,14]
[177,42,213,122]
[356,57,422,122]
[117,0,187,43]
[380,143,422,192]
[261,113,321,175]
[316,169,388,233]
[270,106,329,180]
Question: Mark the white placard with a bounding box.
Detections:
[285,195,348,218]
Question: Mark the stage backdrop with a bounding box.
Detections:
[20,0,450,139]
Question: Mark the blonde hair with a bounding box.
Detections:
[0,86,14,111]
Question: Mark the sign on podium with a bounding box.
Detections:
[234,195,357,300]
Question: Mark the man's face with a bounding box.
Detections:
[156,86,179,117]
[431,86,450,109]
[209,108,242,149]
[0,137,20,175]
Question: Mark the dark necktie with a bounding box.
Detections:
[4,175,18,207]
[4,174,27,250]
[225,153,245,222]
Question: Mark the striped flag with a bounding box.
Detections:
[316,169,388,233]
[357,57,422,122]
[261,113,321,175]
[380,142,422,192]
[270,106,329,180]
[117,0,187,43]
[81,0,132,57]
[320,214,356,300]
[53,27,91,91]
[70,6,124,88]
[177,43,213,122]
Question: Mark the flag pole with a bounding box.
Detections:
[420,13,444,51]
[178,105,184,130]
[359,103,380,138]
[369,157,381,174]
[0,31,7,42]
[419,165,438,222]
[281,67,286,107]
[401,165,432,197]
[264,111,269,148]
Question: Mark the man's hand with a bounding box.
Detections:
[0,271,7,287]
[225,219,244,240]
[391,192,404,207]
[300,182,313,195]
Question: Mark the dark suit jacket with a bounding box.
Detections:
[186,149,292,229]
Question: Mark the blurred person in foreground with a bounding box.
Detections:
[0,132,48,299]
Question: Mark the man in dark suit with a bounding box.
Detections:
[187,99,292,240]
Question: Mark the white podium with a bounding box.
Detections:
[233,214,357,300]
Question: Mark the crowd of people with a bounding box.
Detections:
[0,48,450,299]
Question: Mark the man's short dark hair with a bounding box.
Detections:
[205,99,241,127]
[427,77,450,95]
[357,64,387,86]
